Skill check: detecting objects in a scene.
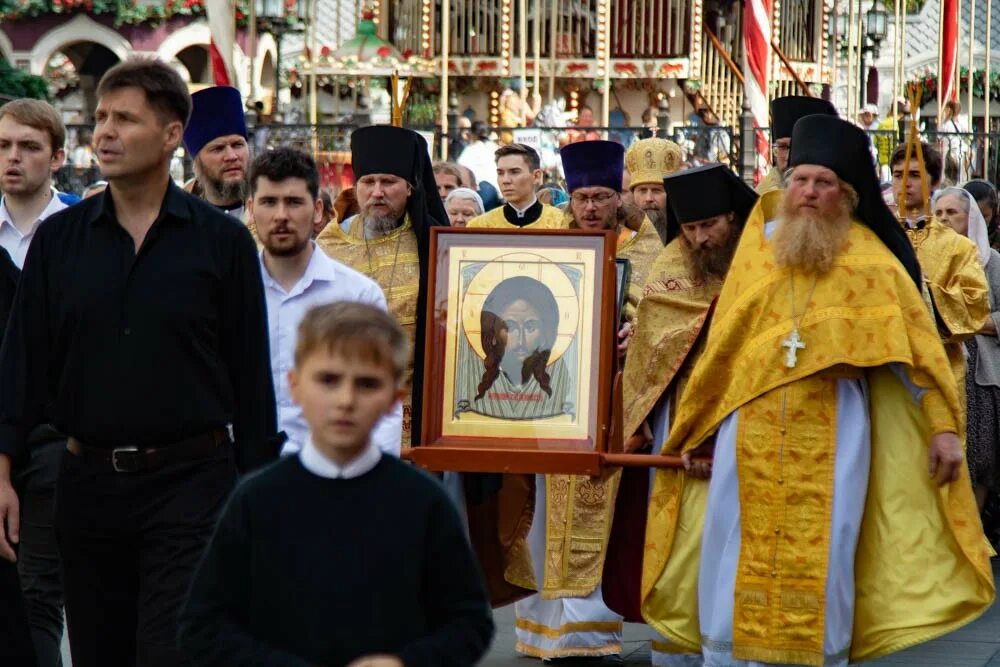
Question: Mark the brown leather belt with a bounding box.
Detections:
[66,429,230,473]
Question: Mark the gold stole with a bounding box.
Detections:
[466,202,567,229]
[316,217,421,443]
[621,238,722,442]
[616,219,665,323]
[641,191,993,665]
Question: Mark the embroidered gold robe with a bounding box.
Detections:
[641,191,994,665]
[466,203,566,229]
[316,216,421,443]
[532,210,662,600]
[905,216,990,415]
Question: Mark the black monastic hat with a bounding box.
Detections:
[789,114,921,287]
[662,164,758,243]
[350,125,448,445]
[770,96,838,140]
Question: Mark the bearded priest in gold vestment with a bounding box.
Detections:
[642,115,994,667]
[316,126,447,447]
[606,164,756,666]
[890,141,989,412]
[756,96,837,196]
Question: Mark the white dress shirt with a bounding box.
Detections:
[0,189,68,269]
[298,436,382,479]
[260,242,403,457]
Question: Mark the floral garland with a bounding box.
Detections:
[0,0,256,27]
[906,67,1000,108]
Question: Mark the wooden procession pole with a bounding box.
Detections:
[937,0,946,123]
[599,0,611,127]
[308,0,319,157]
[440,0,451,159]
[832,0,840,111]
[893,0,901,125]
[248,0,257,105]
[847,0,857,120]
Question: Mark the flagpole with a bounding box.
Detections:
[309,0,318,127]
[248,0,257,105]
[533,0,541,101]
[893,0,900,124]
[937,0,945,123]
[847,0,857,119]
[987,0,993,172]
[440,0,451,159]
[548,0,557,104]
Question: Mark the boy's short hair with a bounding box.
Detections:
[295,302,410,381]
[0,99,66,152]
[890,142,943,185]
[250,147,320,200]
[495,143,541,171]
[97,57,192,126]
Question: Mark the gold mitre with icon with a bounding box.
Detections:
[624,138,683,188]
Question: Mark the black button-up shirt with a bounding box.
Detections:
[0,182,278,471]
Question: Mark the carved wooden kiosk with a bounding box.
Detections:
[406,227,682,475]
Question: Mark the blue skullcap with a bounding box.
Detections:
[560,140,625,193]
[183,86,247,157]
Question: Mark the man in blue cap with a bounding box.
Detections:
[183,85,250,218]
[511,141,661,665]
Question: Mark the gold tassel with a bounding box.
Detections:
[389,70,413,128]
[898,88,931,222]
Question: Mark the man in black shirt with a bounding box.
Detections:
[0,58,278,666]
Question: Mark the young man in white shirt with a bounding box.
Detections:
[249,147,403,456]
[0,98,70,667]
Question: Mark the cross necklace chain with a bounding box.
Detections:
[782,272,819,369]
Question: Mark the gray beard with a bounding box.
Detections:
[364,213,401,238]
[206,175,248,205]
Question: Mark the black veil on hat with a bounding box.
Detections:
[788,114,921,287]
[770,96,838,140]
[350,125,448,446]
[662,164,758,243]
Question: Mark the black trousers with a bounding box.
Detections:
[0,554,37,666]
[15,440,66,667]
[54,445,237,667]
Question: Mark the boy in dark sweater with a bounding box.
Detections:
[179,302,494,666]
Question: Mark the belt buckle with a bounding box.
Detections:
[111,447,140,473]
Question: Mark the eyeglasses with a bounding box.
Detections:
[570,191,617,206]
[772,143,791,155]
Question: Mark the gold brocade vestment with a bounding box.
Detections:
[754,167,784,195]
[316,216,421,443]
[641,192,994,665]
[905,216,989,417]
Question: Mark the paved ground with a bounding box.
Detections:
[481,560,1000,666]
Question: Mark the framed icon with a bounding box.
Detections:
[410,228,619,474]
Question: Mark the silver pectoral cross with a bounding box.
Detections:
[781,329,806,368]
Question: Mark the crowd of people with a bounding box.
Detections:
[0,56,997,667]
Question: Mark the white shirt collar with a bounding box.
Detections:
[507,197,538,218]
[0,187,67,236]
[298,437,382,479]
[260,242,338,298]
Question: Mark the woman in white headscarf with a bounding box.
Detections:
[934,186,1000,511]
[444,188,484,228]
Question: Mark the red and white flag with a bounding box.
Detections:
[939,0,959,105]
[205,0,235,86]
[743,0,772,183]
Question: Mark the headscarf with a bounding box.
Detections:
[445,187,485,215]
[933,186,991,267]
[963,179,999,247]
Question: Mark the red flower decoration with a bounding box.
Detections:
[376,45,392,58]
[401,49,413,59]
[320,45,331,57]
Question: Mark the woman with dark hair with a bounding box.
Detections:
[963,179,1000,249]
[458,275,571,420]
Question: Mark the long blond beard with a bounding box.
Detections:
[772,194,854,274]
